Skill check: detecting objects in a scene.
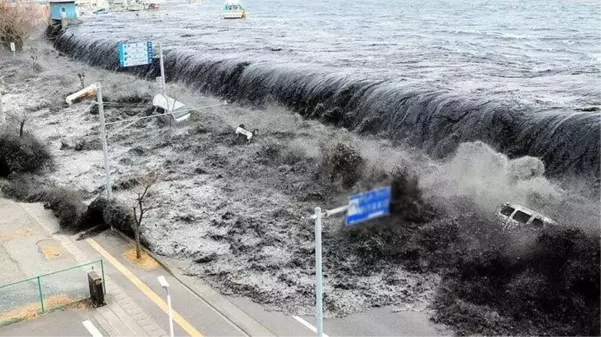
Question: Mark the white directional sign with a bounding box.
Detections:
[118,41,153,68]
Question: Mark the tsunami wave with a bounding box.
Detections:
[50,29,601,188]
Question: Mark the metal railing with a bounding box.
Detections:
[0,260,104,325]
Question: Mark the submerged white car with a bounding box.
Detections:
[497,202,558,231]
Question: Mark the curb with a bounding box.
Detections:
[111,230,276,337]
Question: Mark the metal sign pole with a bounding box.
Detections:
[309,186,390,337]
[96,84,112,201]
[158,42,167,100]
[314,207,324,337]
[0,86,4,124]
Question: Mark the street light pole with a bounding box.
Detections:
[158,276,174,337]
[158,42,167,99]
[65,83,112,202]
[0,85,4,125]
[314,207,324,337]
[166,286,174,337]
[96,84,112,201]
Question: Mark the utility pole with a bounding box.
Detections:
[314,207,324,337]
[0,85,4,125]
[96,84,112,201]
[158,42,167,99]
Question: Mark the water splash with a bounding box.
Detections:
[51,31,600,188]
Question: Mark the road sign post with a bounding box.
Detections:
[314,207,324,337]
[0,85,4,124]
[117,41,169,111]
[158,42,167,101]
[310,186,391,337]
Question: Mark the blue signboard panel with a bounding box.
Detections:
[118,41,153,68]
[345,186,391,226]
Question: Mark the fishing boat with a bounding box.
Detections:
[125,3,144,11]
[222,0,246,19]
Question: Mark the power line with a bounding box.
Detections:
[91,102,152,108]
[103,102,228,126]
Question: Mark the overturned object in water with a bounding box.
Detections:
[235,124,258,143]
[497,202,558,231]
[152,94,190,124]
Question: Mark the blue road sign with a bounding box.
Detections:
[118,41,153,68]
[345,186,391,226]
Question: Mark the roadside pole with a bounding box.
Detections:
[311,205,348,337]
[166,285,174,337]
[96,83,112,200]
[314,207,324,337]
[158,42,167,101]
[310,187,391,337]
[0,86,4,124]
[158,276,175,337]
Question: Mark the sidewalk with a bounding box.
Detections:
[0,198,167,337]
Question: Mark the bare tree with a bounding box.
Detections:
[30,54,38,69]
[132,172,159,259]
[12,110,29,137]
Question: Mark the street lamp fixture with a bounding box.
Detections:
[157,275,175,337]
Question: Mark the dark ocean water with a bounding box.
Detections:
[52,0,601,182]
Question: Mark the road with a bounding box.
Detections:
[228,296,445,336]
[0,309,107,337]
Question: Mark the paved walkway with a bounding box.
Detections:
[0,198,167,336]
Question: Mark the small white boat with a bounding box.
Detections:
[222,0,246,19]
[126,3,144,11]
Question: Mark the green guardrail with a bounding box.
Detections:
[0,259,104,324]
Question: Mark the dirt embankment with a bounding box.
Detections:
[1,45,598,336]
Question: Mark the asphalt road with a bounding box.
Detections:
[227,296,447,336]
[0,308,108,337]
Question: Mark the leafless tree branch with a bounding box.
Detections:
[131,171,160,259]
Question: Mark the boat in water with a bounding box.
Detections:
[222,0,246,19]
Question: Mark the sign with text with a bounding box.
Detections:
[345,186,391,226]
[118,41,153,68]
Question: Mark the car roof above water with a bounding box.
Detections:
[499,202,557,225]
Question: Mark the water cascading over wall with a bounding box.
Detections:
[51,30,601,187]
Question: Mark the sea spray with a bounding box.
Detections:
[50,30,600,190]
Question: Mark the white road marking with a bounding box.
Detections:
[292,316,331,337]
[82,319,104,337]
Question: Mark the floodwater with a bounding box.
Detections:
[57,0,601,183]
